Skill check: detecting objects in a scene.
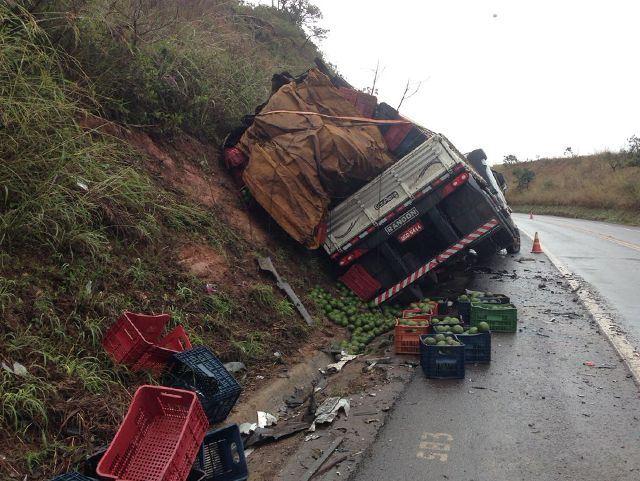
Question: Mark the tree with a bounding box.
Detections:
[564,146,574,157]
[626,135,640,167]
[396,78,422,111]
[275,0,328,44]
[603,151,625,171]
[503,154,519,165]
[513,168,535,190]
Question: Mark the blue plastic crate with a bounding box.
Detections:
[419,334,465,379]
[50,473,96,481]
[198,424,248,481]
[167,346,242,424]
[455,331,491,363]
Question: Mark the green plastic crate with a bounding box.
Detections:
[470,302,517,332]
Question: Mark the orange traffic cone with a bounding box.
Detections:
[529,211,534,220]
[531,232,543,253]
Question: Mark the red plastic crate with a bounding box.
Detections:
[339,263,381,301]
[401,307,435,321]
[97,386,208,481]
[338,87,377,118]
[394,320,431,355]
[102,312,192,373]
[383,117,414,151]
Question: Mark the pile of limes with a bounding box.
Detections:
[308,285,402,354]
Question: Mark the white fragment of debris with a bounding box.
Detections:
[244,447,254,458]
[2,361,28,377]
[326,354,358,373]
[223,361,246,373]
[304,433,320,442]
[239,422,257,435]
[256,375,265,380]
[309,397,350,431]
[274,351,283,358]
[76,181,89,191]
[257,411,278,428]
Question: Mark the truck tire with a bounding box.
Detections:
[467,149,487,164]
[506,228,521,254]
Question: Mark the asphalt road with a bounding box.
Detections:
[512,213,640,349]
[351,252,640,481]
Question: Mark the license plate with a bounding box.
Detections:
[397,221,424,243]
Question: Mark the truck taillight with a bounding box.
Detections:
[441,172,469,197]
[338,248,368,267]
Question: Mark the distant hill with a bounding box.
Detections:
[495,152,640,225]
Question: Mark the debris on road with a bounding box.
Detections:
[299,436,344,481]
[257,411,278,428]
[224,361,247,373]
[310,397,350,431]
[326,353,358,373]
[245,421,310,448]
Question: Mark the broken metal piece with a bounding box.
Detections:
[258,257,314,325]
[239,422,257,435]
[326,354,358,373]
[309,397,350,431]
[245,421,310,447]
[300,436,344,481]
[257,411,278,428]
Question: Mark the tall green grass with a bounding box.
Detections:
[0,6,159,254]
[28,0,319,140]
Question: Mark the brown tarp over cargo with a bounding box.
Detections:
[238,69,395,248]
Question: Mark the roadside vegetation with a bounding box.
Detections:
[0,1,329,477]
[496,143,640,225]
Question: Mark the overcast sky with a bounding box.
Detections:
[303,0,640,164]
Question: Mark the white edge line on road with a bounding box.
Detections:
[518,225,640,387]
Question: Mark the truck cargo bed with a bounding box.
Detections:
[324,135,461,255]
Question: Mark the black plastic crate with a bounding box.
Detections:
[455,331,491,363]
[50,473,96,481]
[394,127,429,158]
[430,296,453,316]
[83,447,106,478]
[167,346,242,424]
[419,334,465,379]
[456,294,509,322]
[198,424,248,481]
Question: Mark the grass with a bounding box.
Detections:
[249,283,277,308]
[231,332,269,362]
[202,292,236,319]
[275,298,295,317]
[511,204,640,226]
[496,152,640,225]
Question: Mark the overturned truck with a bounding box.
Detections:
[223,64,520,304]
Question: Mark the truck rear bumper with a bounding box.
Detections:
[372,218,499,305]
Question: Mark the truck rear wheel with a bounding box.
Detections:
[506,229,521,254]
